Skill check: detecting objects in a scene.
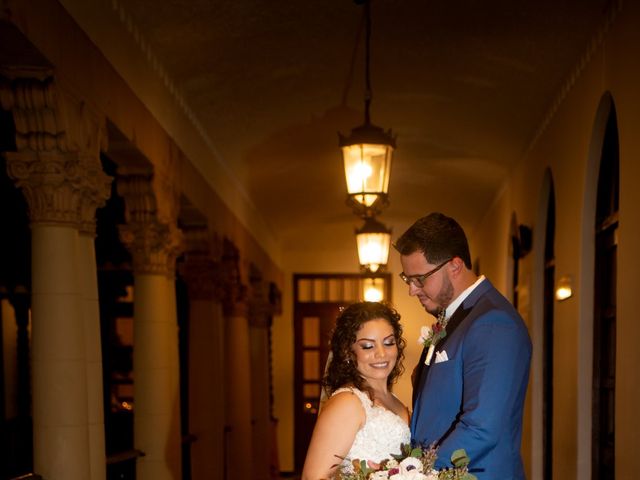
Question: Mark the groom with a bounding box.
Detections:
[395,213,532,480]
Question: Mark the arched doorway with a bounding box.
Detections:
[576,92,618,479]
[542,177,555,480]
[531,168,555,479]
[591,99,618,480]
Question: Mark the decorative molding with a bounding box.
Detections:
[179,227,225,301]
[105,0,250,199]
[178,255,224,301]
[182,226,222,258]
[248,264,271,329]
[117,173,183,276]
[78,161,113,234]
[1,74,112,228]
[118,220,183,277]
[4,150,109,227]
[525,0,624,154]
[221,237,248,317]
[268,282,283,316]
[51,0,281,260]
[0,72,109,155]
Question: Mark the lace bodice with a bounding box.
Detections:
[333,387,410,470]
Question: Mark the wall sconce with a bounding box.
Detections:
[555,275,573,301]
[355,216,391,273]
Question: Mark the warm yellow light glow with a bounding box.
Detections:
[351,161,373,182]
[342,142,392,206]
[555,286,572,301]
[356,231,390,271]
[362,278,385,302]
[364,285,383,302]
[555,275,573,301]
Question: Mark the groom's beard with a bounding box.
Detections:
[425,273,454,316]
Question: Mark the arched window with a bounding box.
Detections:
[532,168,555,479]
[542,179,555,480]
[592,102,618,480]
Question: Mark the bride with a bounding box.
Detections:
[302,302,410,480]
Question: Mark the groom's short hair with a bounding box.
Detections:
[394,212,472,269]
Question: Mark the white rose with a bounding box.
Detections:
[418,325,432,345]
[398,457,424,474]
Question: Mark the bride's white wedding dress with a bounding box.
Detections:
[333,387,410,471]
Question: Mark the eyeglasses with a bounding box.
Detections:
[399,259,451,288]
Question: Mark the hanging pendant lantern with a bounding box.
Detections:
[340,0,395,218]
[355,216,391,273]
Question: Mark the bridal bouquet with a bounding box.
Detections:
[335,443,476,480]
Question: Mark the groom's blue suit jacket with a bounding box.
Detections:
[411,279,532,480]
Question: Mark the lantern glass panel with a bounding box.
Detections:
[342,142,392,206]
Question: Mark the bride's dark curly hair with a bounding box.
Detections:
[323,301,406,401]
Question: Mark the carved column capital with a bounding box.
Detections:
[179,227,225,301]
[78,158,112,234]
[117,172,183,277]
[221,238,248,317]
[1,73,111,229]
[4,151,110,227]
[179,255,224,301]
[119,221,183,277]
[248,264,272,329]
[0,72,108,155]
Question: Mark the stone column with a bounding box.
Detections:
[79,204,111,480]
[178,228,225,480]
[222,239,253,480]
[1,74,111,480]
[248,265,274,480]
[118,171,183,480]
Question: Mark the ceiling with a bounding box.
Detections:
[10,0,615,260]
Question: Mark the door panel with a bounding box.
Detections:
[292,273,391,472]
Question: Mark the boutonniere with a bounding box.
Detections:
[418,310,448,366]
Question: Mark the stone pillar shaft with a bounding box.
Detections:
[224,309,253,480]
[117,172,183,480]
[249,325,272,480]
[178,229,225,479]
[248,266,275,480]
[2,75,111,480]
[133,274,182,480]
[78,232,106,480]
[31,224,89,480]
[188,299,225,480]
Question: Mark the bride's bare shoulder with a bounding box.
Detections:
[321,388,365,418]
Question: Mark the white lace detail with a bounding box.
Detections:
[333,387,410,471]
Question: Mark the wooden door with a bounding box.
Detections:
[293,302,341,471]
[292,273,391,472]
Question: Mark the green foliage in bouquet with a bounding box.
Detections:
[335,443,477,480]
[438,449,476,480]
